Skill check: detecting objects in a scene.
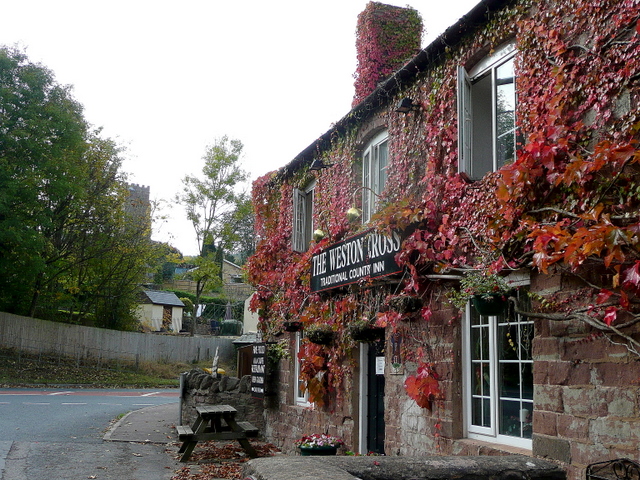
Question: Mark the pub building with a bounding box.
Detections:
[246,1,640,479]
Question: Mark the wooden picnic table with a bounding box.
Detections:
[176,404,258,462]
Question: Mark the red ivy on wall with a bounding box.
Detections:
[247,0,640,407]
[352,2,423,107]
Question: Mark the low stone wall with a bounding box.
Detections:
[243,455,566,480]
[180,369,265,434]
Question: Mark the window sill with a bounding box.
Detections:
[458,438,532,456]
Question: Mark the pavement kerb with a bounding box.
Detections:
[103,401,180,444]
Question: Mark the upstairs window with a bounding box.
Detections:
[292,181,315,253]
[361,130,388,223]
[458,43,517,180]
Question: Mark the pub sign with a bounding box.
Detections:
[310,229,402,292]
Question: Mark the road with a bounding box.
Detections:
[0,388,180,480]
[0,388,179,442]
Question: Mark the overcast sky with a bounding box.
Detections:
[2,0,479,256]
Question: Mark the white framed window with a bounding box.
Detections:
[362,130,388,223]
[458,43,517,180]
[294,332,310,406]
[463,284,533,449]
[292,181,315,252]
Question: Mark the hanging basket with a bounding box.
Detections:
[472,293,508,316]
[305,328,334,345]
[349,325,385,342]
[283,321,303,332]
[387,295,422,313]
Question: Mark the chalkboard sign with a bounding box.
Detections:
[250,343,266,399]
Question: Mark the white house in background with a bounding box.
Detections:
[243,294,259,333]
[137,290,185,332]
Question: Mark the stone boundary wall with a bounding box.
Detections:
[0,312,235,364]
[242,455,566,480]
[180,369,265,433]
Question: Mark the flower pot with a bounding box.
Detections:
[283,321,302,332]
[299,446,338,456]
[472,293,507,316]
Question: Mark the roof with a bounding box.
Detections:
[276,0,515,180]
[140,290,185,307]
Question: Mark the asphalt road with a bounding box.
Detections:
[0,388,180,480]
[0,388,179,442]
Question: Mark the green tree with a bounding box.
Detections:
[0,46,155,328]
[176,136,250,330]
[0,46,87,313]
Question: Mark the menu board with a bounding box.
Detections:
[250,343,266,399]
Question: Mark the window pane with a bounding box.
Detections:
[499,399,533,438]
[522,363,533,400]
[499,399,522,437]
[472,397,491,428]
[471,308,488,326]
[520,323,533,361]
[471,326,489,361]
[377,140,388,194]
[499,362,520,398]
[495,58,515,168]
[471,73,493,178]
[499,323,518,361]
[362,152,371,221]
[472,361,490,396]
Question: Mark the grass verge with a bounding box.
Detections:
[0,347,230,388]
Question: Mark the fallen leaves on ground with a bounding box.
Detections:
[171,441,280,480]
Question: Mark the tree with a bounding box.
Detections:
[176,136,250,330]
[0,46,87,314]
[228,195,255,265]
[0,46,156,328]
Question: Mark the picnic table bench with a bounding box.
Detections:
[177,404,259,462]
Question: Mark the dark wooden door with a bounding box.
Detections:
[366,340,385,454]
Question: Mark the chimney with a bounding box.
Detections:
[352,2,423,107]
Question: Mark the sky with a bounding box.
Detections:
[2,0,479,256]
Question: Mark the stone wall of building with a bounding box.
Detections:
[529,270,640,480]
[262,334,359,455]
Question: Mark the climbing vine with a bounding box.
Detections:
[247,0,640,408]
[352,2,423,106]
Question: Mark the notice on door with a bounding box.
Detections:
[376,356,385,375]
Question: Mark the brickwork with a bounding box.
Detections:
[531,270,640,477]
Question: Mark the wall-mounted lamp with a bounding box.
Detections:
[309,158,334,171]
[395,97,420,113]
[347,185,382,223]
